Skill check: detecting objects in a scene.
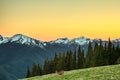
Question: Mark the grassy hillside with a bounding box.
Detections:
[21,64,120,80]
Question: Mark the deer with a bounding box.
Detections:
[56,70,64,75]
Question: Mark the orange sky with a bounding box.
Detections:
[0,0,120,41]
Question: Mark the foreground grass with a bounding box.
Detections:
[22,64,120,80]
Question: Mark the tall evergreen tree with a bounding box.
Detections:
[84,42,93,68]
[77,46,81,69]
[77,46,85,69]
[37,64,42,76]
[61,53,66,70]
[64,51,71,71]
[43,59,49,74]
[26,66,31,78]
[108,38,113,65]
[96,40,106,66]
[54,53,59,71]
[81,49,85,68]
[91,42,99,66]
[72,50,77,69]
[116,57,120,64]
[69,50,73,70]
[32,63,38,76]
[49,60,55,73]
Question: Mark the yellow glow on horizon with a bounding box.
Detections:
[0,0,120,41]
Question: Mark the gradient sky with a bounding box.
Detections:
[0,0,120,41]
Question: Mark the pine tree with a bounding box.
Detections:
[97,40,106,66]
[32,63,37,76]
[84,42,93,68]
[69,50,73,70]
[77,46,85,69]
[37,64,42,76]
[103,42,109,65]
[54,53,59,71]
[81,49,85,68]
[49,60,55,73]
[26,66,31,78]
[43,59,49,74]
[61,53,66,70]
[108,38,113,65]
[91,42,98,66]
[115,44,120,64]
[64,50,71,71]
[56,57,63,71]
[116,57,120,64]
[72,50,77,69]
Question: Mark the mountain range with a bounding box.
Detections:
[0,34,120,80]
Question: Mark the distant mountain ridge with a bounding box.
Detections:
[1,34,120,46]
[0,34,46,48]
[0,34,120,80]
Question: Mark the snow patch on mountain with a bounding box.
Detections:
[0,34,46,48]
[113,38,120,42]
[70,36,91,45]
[10,34,46,48]
[0,35,9,44]
[0,34,120,48]
[50,36,92,45]
[50,38,69,44]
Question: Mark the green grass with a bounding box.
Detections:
[21,64,120,80]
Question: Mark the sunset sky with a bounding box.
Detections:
[0,0,120,41]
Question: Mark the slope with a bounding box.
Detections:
[22,64,120,80]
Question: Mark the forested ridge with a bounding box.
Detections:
[26,38,120,78]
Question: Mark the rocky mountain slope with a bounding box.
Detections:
[0,34,120,80]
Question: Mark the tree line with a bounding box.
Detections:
[26,38,120,78]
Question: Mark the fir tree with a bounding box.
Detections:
[61,53,66,70]
[26,66,31,78]
[69,50,73,70]
[54,53,59,71]
[64,51,71,71]
[108,38,113,65]
[37,64,42,76]
[32,63,37,76]
[84,42,93,68]
[116,57,120,64]
[72,50,77,69]
[43,59,49,74]
[77,46,85,69]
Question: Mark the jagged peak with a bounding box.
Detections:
[12,34,44,42]
[93,38,102,41]
[71,36,89,41]
[49,37,69,44]
[56,37,69,41]
[0,35,3,41]
[12,34,30,38]
[77,36,86,39]
[7,34,46,48]
[0,35,3,38]
[113,38,120,42]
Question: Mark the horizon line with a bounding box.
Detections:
[0,33,119,42]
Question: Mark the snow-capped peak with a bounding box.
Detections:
[0,35,9,44]
[72,36,88,41]
[0,34,46,48]
[10,34,32,43]
[50,36,91,45]
[9,34,46,48]
[0,34,119,48]
[0,35,3,41]
[113,38,120,42]
[70,36,90,45]
[50,37,69,44]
